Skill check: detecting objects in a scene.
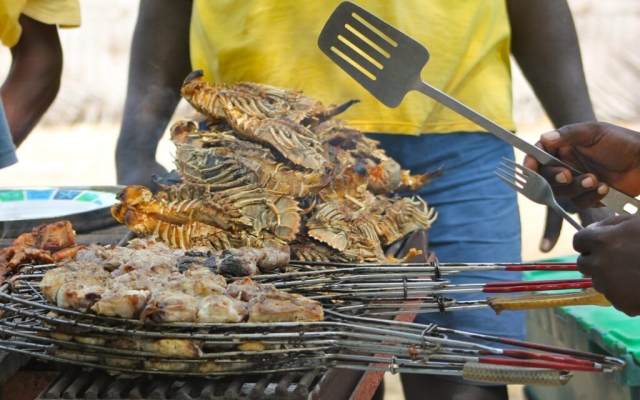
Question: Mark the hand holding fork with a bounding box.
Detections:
[495,159,583,231]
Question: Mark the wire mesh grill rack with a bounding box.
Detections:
[0,263,626,387]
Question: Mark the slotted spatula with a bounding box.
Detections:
[318,1,640,216]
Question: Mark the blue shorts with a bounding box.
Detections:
[0,99,18,169]
[368,132,525,343]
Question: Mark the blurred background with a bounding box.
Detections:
[1,1,639,399]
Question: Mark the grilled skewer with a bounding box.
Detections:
[3,262,608,318]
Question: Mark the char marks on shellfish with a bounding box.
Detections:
[112,71,439,262]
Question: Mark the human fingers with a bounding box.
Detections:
[585,214,636,228]
[572,215,626,254]
[539,208,562,253]
[539,122,601,150]
[572,223,607,254]
[576,253,595,277]
[522,154,541,172]
[543,173,606,209]
[535,165,573,187]
[533,168,604,209]
[522,141,559,173]
[563,183,609,210]
[577,207,614,227]
[522,141,548,172]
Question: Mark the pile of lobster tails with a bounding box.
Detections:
[111,71,441,263]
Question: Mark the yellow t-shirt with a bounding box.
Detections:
[190,0,514,135]
[0,0,81,48]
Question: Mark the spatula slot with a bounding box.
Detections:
[350,13,398,48]
[329,41,379,81]
[342,26,389,62]
[337,34,383,69]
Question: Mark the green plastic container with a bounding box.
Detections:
[523,256,640,400]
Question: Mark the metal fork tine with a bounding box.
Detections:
[498,162,529,182]
[501,158,537,175]
[495,167,525,187]
[495,160,584,231]
[493,171,521,192]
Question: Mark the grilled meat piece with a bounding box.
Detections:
[73,336,107,346]
[140,338,204,358]
[247,292,323,323]
[40,262,109,303]
[0,221,80,282]
[143,360,191,372]
[75,240,180,272]
[51,245,87,262]
[140,289,199,323]
[40,240,323,326]
[11,220,76,252]
[215,245,290,276]
[224,277,278,302]
[90,287,151,319]
[197,294,247,323]
[166,266,227,296]
[56,282,104,312]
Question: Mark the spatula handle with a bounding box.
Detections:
[412,80,640,216]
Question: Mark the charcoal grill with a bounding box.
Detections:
[35,368,324,400]
[0,227,627,399]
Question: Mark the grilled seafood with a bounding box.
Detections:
[0,221,81,283]
[223,106,330,171]
[74,239,290,277]
[180,70,357,126]
[41,240,323,324]
[173,140,332,197]
[370,196,439,246]
[111,185,301,250]
[113,72,439,262]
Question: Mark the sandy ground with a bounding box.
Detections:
[2,121,633,400]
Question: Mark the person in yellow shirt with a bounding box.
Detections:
[116,1,605,398]
[0,0,80,151]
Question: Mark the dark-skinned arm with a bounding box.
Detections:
[115,0,193,190]
[1,15,62,147]
[507,0,613,252]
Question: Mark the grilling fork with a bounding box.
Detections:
[495,159,583,231]
[318,1,640,216]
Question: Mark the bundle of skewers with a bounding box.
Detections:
[251,260,609,315]
[0,261,622,386]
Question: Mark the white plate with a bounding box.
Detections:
[0,186,124,236]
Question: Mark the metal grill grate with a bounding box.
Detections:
[36,368,324,400]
